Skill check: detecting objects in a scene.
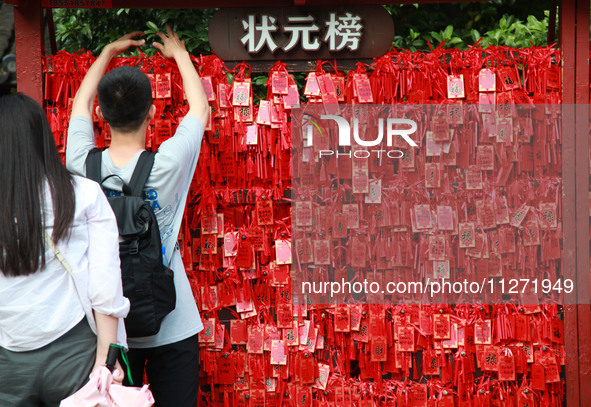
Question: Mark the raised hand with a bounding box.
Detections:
[104,31,146,58]
[153,24,187,59]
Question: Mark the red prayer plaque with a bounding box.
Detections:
[370,336,387,362]
[255,199,273,226]
[201,76,216,101]
[459,222,476,248]
[270,340,287,365]
[478,68,496,92]
[433,314,451,340]
[232,80,251,106]
[271,72,289,95]
[246,325,264,354]
[334,306,351,333]
[497,352,516,381]
[397,325,415,352]
[447,74,465,98]
[474,320,492,345]
[539,203,558,229]
[482,345,499,371]
[303,72,320,96]
[353,74,374,103]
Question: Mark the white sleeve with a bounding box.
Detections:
[84,180,130,318]
[151,115,204,185]
[66,116,97,177]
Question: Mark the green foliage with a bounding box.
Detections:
[52,1,552,95]
[53,8,215,56]
[54,1,553,56]
[388,0,552,52]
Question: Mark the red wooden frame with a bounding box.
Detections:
[560,0,591,405]
[8,0,591,403]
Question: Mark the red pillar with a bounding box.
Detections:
[574,0,591,398]
[561,0,591,405]
[12,0,44,104]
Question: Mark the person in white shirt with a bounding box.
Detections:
[0,93,130,407]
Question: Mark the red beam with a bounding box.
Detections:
[105,0,487,8]
[14,0,44,104]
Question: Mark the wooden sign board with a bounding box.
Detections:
[209,6,394,72]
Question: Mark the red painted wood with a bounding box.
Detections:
[560,0,580,405]
[574,0,591,402]
[14,0,44,104]
[9,2,590,403]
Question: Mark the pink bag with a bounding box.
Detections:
[60,366,154,407]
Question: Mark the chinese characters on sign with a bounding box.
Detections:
[208,7,394,68]
[241,12,363,54]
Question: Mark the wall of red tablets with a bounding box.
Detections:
[42,44,574,406]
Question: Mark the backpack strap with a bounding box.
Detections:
[85,148,103,183]
[85,148,155,197]
[128,151,156,197]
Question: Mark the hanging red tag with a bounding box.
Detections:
[482,345,498,371]
[250,389,265,407]
[256,101,272,125]
[231,320,248,345]
[428,235,446,261]
[497,67,520,91]
[531,363,546,391]
[275,239,292,265]
[303,72,321,96]
[371,336,387,362]
[217,355,236,385]
[423,348,439,376]
[497,351,515,381]
[446,74,465,99]
[299,354,316,384]
[437,206,455,231]
[478,68,496,92]
[315,363,330,390]
[247,325,264,354]
[156,73,172,99]
[459,222,476,248]
[354,74,374,103]
[276,303,293,328]
[218,83,229,108]
[539,203,558,229]
[200,318,216,344]
[270,340,287,365]
[201,76,216,101]
[433,314,451,340]
[271,72,289,95]
[397,325,416,352]
[256,199,274,226]
[509,205,530,228]
[232,80,251,106]
[283,84,300,109]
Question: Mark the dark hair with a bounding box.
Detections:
[0,94,75,277]
[97,66,153,133]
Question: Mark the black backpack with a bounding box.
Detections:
[85,148,176,338]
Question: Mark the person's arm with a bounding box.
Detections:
[84,179,130,382]
[93,313,124,383]
[153,25,209,126]
[71,32,145,120]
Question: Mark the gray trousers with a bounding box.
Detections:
[0,318,96,407]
